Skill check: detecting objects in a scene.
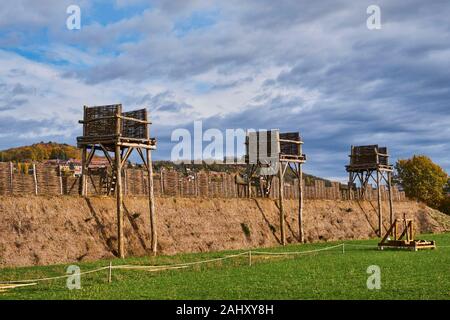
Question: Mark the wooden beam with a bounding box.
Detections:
[297,163,304,243]
[116,142,156,149]
[376,169,383,237]
[160,169,165,196]
[79,115,116,124]
[136,148,149,171]
[121,147,134,168]
[247,164,255,198]
[388,171,394,231]
[118,115,151,124]
[33,163,38,196]
[146,148,157,255]
[68,176,78,194]
[278,139,303,145]
[9,161,13,194]
[99,144,114,167]
[379,219,397,245]
[115,145,124,258]
[348,171,354,200]
[89,174,99,195]
[86,147,96,167]
[115,107,124,259]
[278,162,286,246]
[58,164,63,195]
[80,147,87,196]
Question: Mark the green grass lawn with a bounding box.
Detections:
[1,233,449,300]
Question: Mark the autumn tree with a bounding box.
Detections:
[395,155,448,209]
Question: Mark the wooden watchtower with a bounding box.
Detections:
[245,130,306,244]
[345,145,394,237]
[77,104,157,258]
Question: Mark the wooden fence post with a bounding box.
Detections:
[33,163,38,196]
[123,167,128,196]
[223,173,227,198]
[194,172,199,197]
[140,169,145,195]
[160,169,164,196]
[9,161,13,195]
[58,164,63,195]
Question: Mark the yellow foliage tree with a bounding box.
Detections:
[395,155,448,209]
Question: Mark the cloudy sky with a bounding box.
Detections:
[0,0,449,180]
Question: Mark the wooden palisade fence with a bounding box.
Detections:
[0,162,406,201]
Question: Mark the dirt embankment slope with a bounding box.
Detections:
[0,196,449,267]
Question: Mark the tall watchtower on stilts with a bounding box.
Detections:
[245,130,306,244]
[345,145,394,237]
[77,104,157,258]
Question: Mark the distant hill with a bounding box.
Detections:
[0,142,80,162]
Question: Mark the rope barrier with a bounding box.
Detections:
[2,241,444,287]
[0,282,37,290]
[342,243,377,247]
[112,251,250,270]
[0,266,110,284]
[0,252,253,285]
[251,244,344,256]
[114,265,189,271]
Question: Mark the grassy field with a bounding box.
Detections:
[1,233,449,300]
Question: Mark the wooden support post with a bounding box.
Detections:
[247,168,252,198]
[9,161,13,194]
[115,144,124,258]
[394,220,398,240]
[79,106,87,196]
[348,172,353,200]
[33,163,38,196]
[278,163,286,246]
[298,163,304,243]
[108,261,112,283]
[115,106,124,259]
[223,174,227,198]
[388,171,394,230]
[160,169,165,196]
[80,147,87,196]
[140,169,145,195]
[376,169,383,237]
[58,164,63,195]
[146,148,157,255]
[123,167,127,196]
[358,173,364,199]
[194,172,198,197]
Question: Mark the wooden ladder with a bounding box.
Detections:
[104,169,117,195]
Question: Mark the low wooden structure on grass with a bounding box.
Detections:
[245,130,307,244]
[378,216,436,251]
[346,145,394,237]
[77,104,157,258]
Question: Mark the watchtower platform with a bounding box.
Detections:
[77,104,157,258]
[346,145,394,237]
[245,130,306,244]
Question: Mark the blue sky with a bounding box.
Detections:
[0,0,449,181]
